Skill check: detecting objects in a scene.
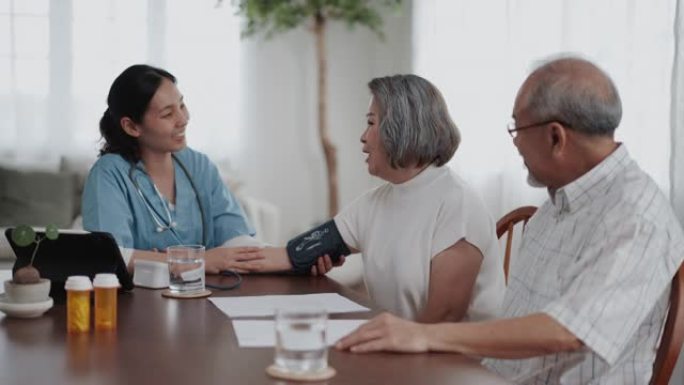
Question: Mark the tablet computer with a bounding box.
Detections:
[5,228,134,303]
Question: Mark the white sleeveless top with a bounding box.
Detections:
[334,166,505,321]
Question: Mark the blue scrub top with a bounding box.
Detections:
[82,147,254,251]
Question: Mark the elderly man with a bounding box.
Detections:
[336,56,684,384]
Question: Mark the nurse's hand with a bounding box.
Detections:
[205,246,265,274]
[229,247,293,273]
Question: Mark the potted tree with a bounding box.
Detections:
[233,0,403,217]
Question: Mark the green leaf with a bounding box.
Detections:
[11,225,35,247]
[45,224,59,241]
[234,0,402,39]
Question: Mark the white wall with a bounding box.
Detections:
[236,5,412,242]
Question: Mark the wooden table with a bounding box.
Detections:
[0,275,511,385]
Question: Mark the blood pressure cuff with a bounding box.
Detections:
[286,220,351,274]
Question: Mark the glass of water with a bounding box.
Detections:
[167,245,205,294]
[274,306,328,373]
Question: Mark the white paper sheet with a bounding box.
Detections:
[0,270,11,294]
[209,293,370,318]
[232,319,367,347]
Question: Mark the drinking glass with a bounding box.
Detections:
[274,306,328,373]
[167,245,205,294]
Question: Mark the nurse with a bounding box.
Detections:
[82,64,263,274]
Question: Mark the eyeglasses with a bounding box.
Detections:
[506,119,559,138]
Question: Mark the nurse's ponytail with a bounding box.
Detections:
[98,64,176,162]
[99,108,139,162]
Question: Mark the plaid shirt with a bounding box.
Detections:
[486,145,684,384]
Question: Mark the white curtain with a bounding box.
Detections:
[0,0,242,169]
[413,0,677,219]
[672,0,684,224]
[669,0,684,381]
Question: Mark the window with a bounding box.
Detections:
[0,0,242,164]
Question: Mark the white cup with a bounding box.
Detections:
[274,306,328,373]
[167,245,205,294]
[4,278,51,303]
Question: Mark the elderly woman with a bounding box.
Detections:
[251,75,505,322]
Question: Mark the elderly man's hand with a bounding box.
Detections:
[335,312,430,353]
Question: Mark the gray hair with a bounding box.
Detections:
[368,75,460,168]
[522,55,622,136]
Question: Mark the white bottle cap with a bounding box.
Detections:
[64,276,93,291]
[93,273,120,288]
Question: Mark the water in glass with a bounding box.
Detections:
[275,309,327,373]
[167,245,205,294]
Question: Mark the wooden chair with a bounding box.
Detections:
[495,206,683,384]
[496,206,537,283]
[651,263,684,385]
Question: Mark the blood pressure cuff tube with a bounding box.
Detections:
[286,220,351,274]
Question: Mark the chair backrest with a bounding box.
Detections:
[650,263,684,385]
[495,206,537,283]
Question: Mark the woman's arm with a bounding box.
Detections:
[228,247,292,272]
[416,239,483,323]
[204,247,264,274]
[228,247,350,275]
[127,247,264,274]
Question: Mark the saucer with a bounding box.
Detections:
[0,294,53,318]
[266,365,336,381]
[161,289,212,299]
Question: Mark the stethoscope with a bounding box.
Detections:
[128,154,242,291]
[128,154,207,246]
